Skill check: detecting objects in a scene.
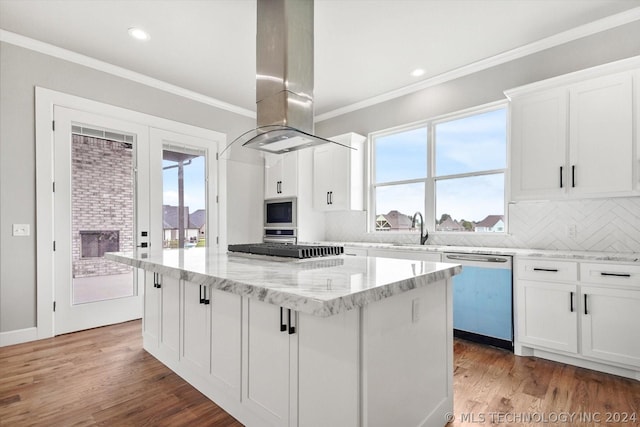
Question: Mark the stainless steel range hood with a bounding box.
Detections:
[234,0,351,155]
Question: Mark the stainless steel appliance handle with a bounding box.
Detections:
[445,254,509,263]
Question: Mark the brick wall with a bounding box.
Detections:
[72,135,133,278]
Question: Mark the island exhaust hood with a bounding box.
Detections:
[232,0,351,155]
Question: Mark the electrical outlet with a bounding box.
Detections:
[566,224,577,239]
[412,298,420,323]
[12,224,30,236]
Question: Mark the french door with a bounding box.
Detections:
[53,107,149,335]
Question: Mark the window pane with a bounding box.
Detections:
[435,108,506,176]
[163,150,207,248]
[435,173,504,232]
[375,127,427,183]
[375,183,424,231]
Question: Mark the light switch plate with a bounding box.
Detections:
[13,224,30,236]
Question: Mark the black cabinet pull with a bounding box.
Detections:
[329,191,333,204]
[584,294,588,315]
[204,286,210,305]
[571,165,576,188]
[569,291,574,312]
[279,307,287,332]
[533,267,558,272]
[559,166,563,188]
[288,309,296,335]
[154,273,161,289]
[600,272,631,278]
[326,191,330,205]
[199,285,205,304]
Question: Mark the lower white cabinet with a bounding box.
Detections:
[242,299,295,427]
[580,285,640,368]
[143,272,180,364]
[517,280,578,353]
[515,258,640,377]
[142,272,454,426]
[242,299,360,427]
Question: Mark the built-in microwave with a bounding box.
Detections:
[265,197,297,229]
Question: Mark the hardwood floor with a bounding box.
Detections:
[1,321,639,426]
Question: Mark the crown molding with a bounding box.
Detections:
[0,29,256,119]
[315,7,640,122]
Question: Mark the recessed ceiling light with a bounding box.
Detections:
[410,68,425,77]
[128,27,150,41]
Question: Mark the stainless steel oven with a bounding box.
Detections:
[265,197,297,229]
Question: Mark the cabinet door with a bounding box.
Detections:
[242,299,293,427]
[158,275,181,362]
[182,281,211,374]
[210,289,242,394]
[143,271,160,348]
[516,280,578,353]
[298,310,359,427]
[264,153,283,199]
[581,286,640,368]
[510,88,567,200]
[279,152,298,197]
[265,153,298,199]
[569,73,633,196]
[312,145,332,210]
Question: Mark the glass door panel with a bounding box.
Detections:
[162,147,207,249]
[71,134,135,304]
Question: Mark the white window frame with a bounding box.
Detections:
[368,100,508,235]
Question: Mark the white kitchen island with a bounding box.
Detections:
[106,248,461,427]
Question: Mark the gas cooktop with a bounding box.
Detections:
[228,242,344,259]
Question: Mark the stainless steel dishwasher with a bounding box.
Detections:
[444,252,513,350]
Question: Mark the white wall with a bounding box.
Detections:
[0,42,263,333]
[314,21,640,252]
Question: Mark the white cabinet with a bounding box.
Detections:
[517,279,578,353]
[568,73,633,196]
[509,71,634,201]
[182,281,211,373]
[265,152,298,199]
[510,88,567,200]
[143,271,180,361]
[313,133,365,211]
[142,271,160,348]
[580,286,640,368]
[242,299,295,427]
[182,282,243,393]
[515,257,640,376]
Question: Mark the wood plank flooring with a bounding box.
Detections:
[1,320,639,426]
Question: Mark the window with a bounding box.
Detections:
[370,104,507,233]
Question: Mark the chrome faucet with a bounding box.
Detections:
[411,212,429,245]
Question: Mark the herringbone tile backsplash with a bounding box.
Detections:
[325,197,640,253]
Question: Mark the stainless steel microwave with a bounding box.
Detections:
[265,197,297,229]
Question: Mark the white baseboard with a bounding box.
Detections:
[0,327,38,347]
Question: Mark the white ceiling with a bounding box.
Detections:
[1,0,639,117]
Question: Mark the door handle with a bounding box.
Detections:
[329,191,333,204]
[569,291,574,312]
[199,285,205,304]
[155,273,161,289]
[203,286,210,305]
[288,309,296,335]
[279,307,287,332]
[559,166,563,188]
[326,192,330,205]
[584,294,588,315]
[571,165,576,188]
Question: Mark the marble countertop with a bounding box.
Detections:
[106,248,461,317]
[325,241,640,263]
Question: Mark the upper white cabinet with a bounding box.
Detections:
[510,88,568,199]
[568,73,633,196]
[313,133,365,211]
[508,68,635,201]
[265,152,298,199]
